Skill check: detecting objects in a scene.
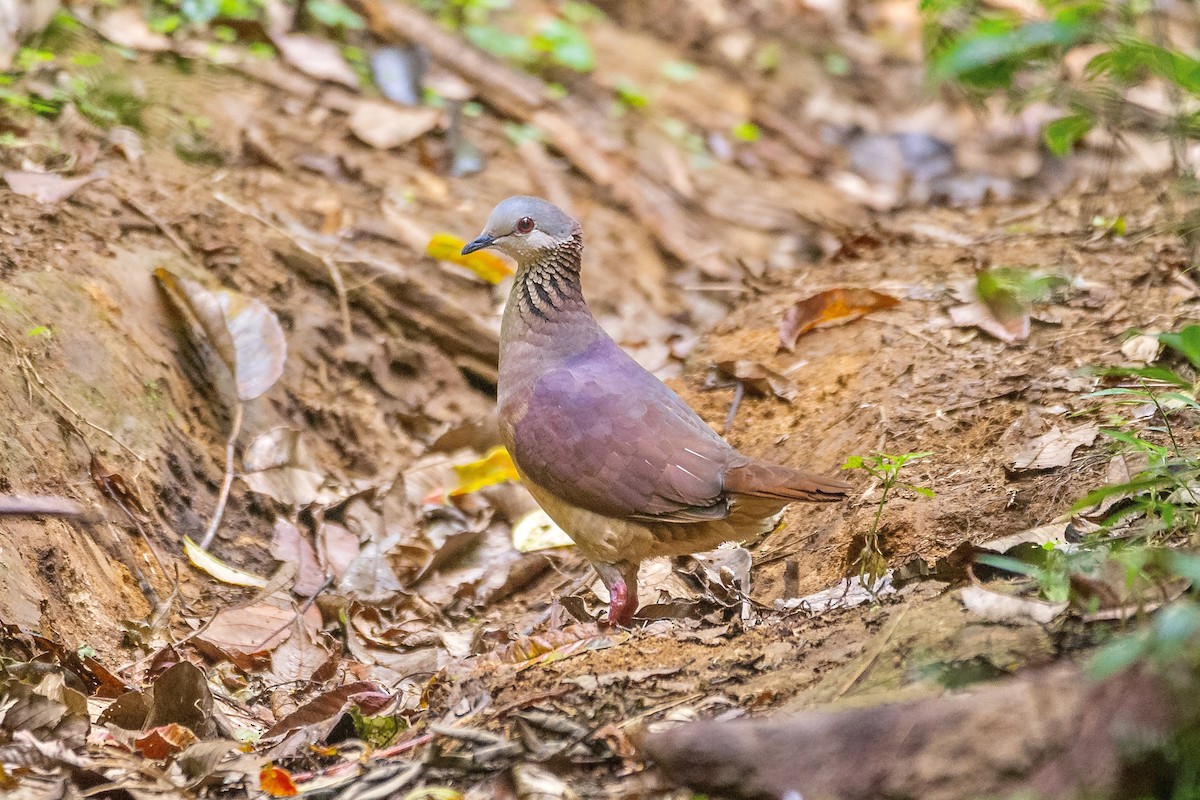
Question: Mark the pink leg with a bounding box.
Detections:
[608,579,633,627]
[597,562,639,627]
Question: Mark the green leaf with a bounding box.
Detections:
[661,60,699,83]
[308,0,365,30]
[842,455,864,469]
[1043,113,1092,156]
[1090,365,1192,387]
[1089,633,1147,679]
[976,553,1039,577]
[533,17,593,72]
[1158,325,1200,370]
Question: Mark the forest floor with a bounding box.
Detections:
[1,2,1197,799]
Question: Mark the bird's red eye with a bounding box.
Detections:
[515,216,535,234]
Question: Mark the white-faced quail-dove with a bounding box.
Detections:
[463,196,851,626]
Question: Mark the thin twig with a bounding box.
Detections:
[120,193,200,264]
[0,495,90,518]
[15,352,147,462]
[724,381,745,434]
[201,400,243,549]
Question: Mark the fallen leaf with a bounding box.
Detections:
[426,233,515,284]
[1121,333,1162,364]
[710,360,797,402]
[185,535,269,588]
[154,268,287,401]
[318,521,360,581]
[778,288,900,351]
[94,6,172,51]
[261,763,300,797]
[269,519,327,596]
[269,617,330,685]
[348,100,440,150]
[263,681,385,739]
[948,300,1028,343]
[4,170,102,204]
[960,584,1067,624]
[144,661,215,737]
[199,602,318,656]
[243,428,329,506]
[273,34,359,87]
[1011,424,1099,471]
[135,723,198,760]
[511,508,574,553]
[450,446,520,496]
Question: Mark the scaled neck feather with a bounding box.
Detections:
[511,233,585,323]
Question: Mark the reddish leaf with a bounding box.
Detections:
[260,763,300,797]
[778,288,900,351]
[135,723,198,759]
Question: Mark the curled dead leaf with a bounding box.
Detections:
[154,268,287,401]
[778,288,900,351]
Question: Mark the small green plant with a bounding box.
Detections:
[422,0,598,75]
[349,707,404,747]
[842,451,934,582]
[922,0,1200,178]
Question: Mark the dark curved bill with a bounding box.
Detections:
[461,234,495,255]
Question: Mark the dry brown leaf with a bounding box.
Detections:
[778,288,900,351]
[4,170,102,204]
[269,618,330,685]
[711,360,797,402]
[243,429,328,506]
[269,519,327,596]
[199,602,319,656]
[949,300,1029,343]
[348,100,440,150]
[1011,424,1099,471]
[134,723,198,760]
[273,34,359,88]
[154,268,287,401]
[262,681,385,739]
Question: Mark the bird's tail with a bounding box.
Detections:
[724,461,851,503]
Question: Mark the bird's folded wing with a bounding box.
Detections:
[511,365,736,523]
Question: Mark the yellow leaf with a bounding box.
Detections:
[450,446,520,496]
[426,233,514,284]
[184,535,268,588]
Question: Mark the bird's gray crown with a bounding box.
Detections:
[462,196,581,262]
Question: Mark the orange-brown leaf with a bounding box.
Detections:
[778,288,900,351]
[261,764,299,797]
[135,723,197,760]
[426,233,514,284]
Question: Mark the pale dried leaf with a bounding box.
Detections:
[154,269,287,401]
[243,429,328,506]
[348,100,440,150]
[960,584,1067,624]
[95,6,172,51]
[1011,424,1098,470]
[269,519,327,596]
[4,170,102,204]
[274,34,359,88]
[948,300,1029,343]
[511,509,574,553]
[1121,333,1162,364]
[199,602,317,655]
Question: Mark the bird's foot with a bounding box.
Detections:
[606,579,635,628]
